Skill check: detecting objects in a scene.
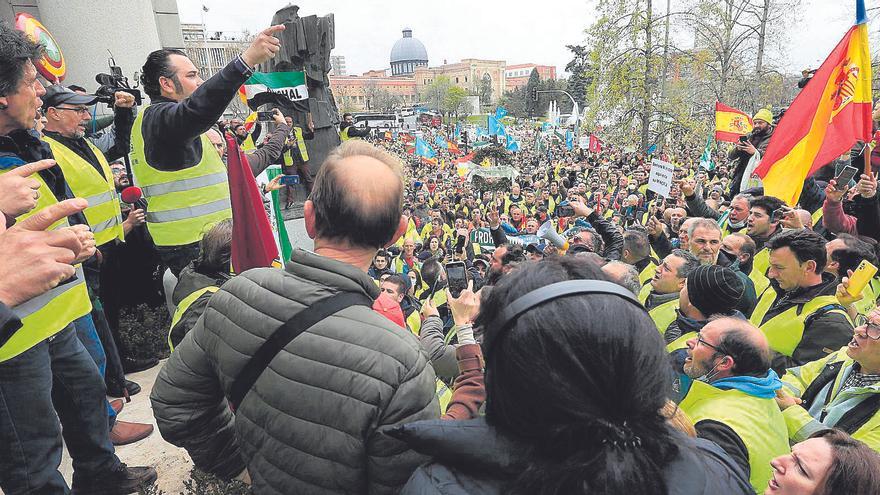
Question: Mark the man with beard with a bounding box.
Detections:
[746,195,786,296]
[680,178,751,236]
[678,317,790,493]
[729,109,775,197]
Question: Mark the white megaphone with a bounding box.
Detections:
[538,220,569,250]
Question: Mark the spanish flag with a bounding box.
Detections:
[715,102,753,143]
[756,0,873,206]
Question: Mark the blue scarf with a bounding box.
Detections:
[711,369,783,399]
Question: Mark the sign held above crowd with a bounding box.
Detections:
[648,159,675,197]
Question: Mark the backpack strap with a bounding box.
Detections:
[228,291,372,411]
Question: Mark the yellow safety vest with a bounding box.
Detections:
[406,310,421,336]
[749,248,771,296]
[282,127,309,164]
[638,260,658,285]
[130,106,232,247]
[0,170,91,363]
[811,208,823,227]
[752,292,850,358]
[43,136,125,246]
[649,298,679,336]
[241,134,256,152]
[666,331,696,353]
[680,380,790,493]
[436,378,453,414]
[340,126,361,142]
[638,282,652,304]
[168,286,219,352]
[853,277,880,317]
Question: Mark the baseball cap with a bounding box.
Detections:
[42,85,98,110]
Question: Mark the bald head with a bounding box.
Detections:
[703,317,771,377]
[309,140,404,249]
[206,128,226,158]
[602,260,641,296]
[795,209,813,229]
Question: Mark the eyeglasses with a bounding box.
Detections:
[54,106,91,116]
[853,318,880,340]
[696,333,728,355]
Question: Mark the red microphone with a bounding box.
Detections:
[120,186,147,210]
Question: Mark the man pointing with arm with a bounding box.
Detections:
[133,25,285,275]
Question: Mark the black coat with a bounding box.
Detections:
[387,418,753,495]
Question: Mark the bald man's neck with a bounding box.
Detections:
[313,238,376,273]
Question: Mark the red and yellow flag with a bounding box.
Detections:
[715,102,753,143]
[756,1,872,206]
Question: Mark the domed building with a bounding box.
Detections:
[390,28,428,76]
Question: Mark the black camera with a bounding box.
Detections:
[94,57,142,106]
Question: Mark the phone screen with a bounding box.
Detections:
[834,165,859,190]
[279,175,300,185]
[445,262,468,298]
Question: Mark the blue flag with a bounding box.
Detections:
[646,143,658,154]
[565,130,574,150]
[434,135,448,150]
[507,137,520,152]
[476,126,487,139]
[415,137,436,159]
[495,107,508,120]
[488,115,502,135]
[454,122,461,140]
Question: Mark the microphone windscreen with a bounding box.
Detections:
[120,186,143,204]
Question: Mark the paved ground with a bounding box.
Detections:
[7,220,314,494]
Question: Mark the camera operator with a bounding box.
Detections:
[134,24,285,276]
[67,84,136,161]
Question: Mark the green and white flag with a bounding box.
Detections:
[238,71,308,110]
[699,135,715,171]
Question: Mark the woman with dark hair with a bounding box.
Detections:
[389,257,753,495]
[766,429,880,495]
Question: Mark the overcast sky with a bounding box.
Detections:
[178,0,860,77]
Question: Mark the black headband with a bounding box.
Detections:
[486,280,648,353]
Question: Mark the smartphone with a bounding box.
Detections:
[738,135,749,143]
[279,175,300,185]
[445,261,468,298]
[556,204,576,217]
[834,165,859,191]
[847,259,878,297]
[256,110,275,121]
[770,207,790,223]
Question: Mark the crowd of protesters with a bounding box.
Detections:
[2,14,880,495]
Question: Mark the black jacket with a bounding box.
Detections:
[586,210,624,260]
[729,127,774,197]
[140,56,252,172]
[388,418,753,495]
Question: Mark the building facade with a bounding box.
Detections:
[330,55,347,76]
[504,63,557,90]
[181,23,250,82]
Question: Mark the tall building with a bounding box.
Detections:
[413,59,506,105]
[181,23,250,81]
[505,63,557,90]
[1,0,184,93]
[389,28,428,76]
[330,55,347,76]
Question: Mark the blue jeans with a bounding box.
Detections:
[0,325,121,494]
[72,314,117,425]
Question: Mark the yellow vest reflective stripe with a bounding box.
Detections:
[749,248,771,296]
[756,294,849,358]
[168,286,219,352]
[649,299,679,335]
[43,136,124,246]
[666,331,696,353]
[680,380,790,493]
[130,106,232,247]
[0,172,91,362]
[638,260,658,285]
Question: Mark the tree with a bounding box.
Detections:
[420,76,454,114]
[499,87,527,118]
[565,45,591,107]
[524,68,540,117]
[445,86,471,119]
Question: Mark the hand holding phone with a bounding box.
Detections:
[846,260,878,297]
[834,165,859,191]
[445,261,468,299]
[279,175,300,185]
